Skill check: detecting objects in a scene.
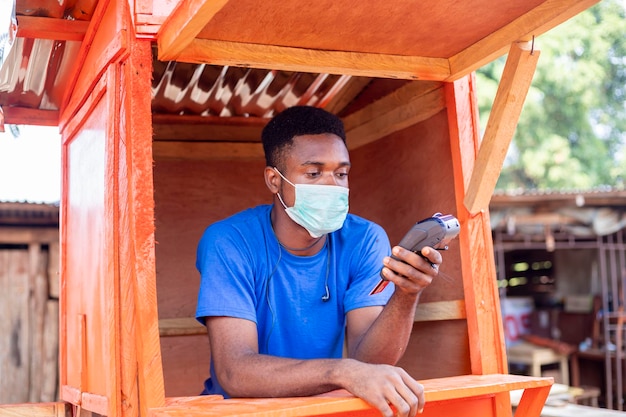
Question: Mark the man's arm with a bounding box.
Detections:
[206,316,425,417]
[346,245,441,365]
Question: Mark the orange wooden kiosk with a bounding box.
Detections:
[0,0,602,416]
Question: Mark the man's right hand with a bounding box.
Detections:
[332,359,424,417]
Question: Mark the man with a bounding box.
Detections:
[195,106,441,417]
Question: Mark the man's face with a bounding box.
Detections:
[279,133,350,206]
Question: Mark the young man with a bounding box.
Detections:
[195,106,442,417]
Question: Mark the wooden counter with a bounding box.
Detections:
[149,374,553,417]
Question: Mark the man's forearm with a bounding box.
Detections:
[215,354,351,398]
[352,291,421,364]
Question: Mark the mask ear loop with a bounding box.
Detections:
[276,192,289,210]
[273,167,294,210]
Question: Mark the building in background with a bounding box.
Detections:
[0,201,59,404]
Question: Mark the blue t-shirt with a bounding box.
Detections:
[195,204,394,396]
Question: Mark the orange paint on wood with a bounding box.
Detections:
[16,16,89,41]
[125,37,166,412]
[58,3,164,416]
[147,374,551,417]
[445,75,507,374]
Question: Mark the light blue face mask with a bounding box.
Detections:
[274,168,349,238]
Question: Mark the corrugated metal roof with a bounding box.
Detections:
[491,186,626,207]
[151,58,352,118]
[0,37,81,111]
[0,201,59,226]
[2,0,355,123]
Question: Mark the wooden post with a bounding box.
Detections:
[446,74,508,375]
[464,41,540,215]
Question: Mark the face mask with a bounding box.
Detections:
[274,168,349,238]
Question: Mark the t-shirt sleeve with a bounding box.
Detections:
[344,222,394,311]
[195,222,258,325]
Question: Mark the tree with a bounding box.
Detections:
[476,0,626,190]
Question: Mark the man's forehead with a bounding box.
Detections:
[287,136,349,163]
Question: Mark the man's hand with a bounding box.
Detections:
[380,246,442,295]
[334,359,424,417]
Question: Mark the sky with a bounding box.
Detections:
[0,125,61,203]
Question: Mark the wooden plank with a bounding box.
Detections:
[147,374,551,417]
[414,300,466,322]
[41,300,60,402]
[446,75,508,375]
[169,39,452,81]
[0,228,59,244]
[2,108,59,127]
[123,38,166,412]
[153,141,264,160]
[0,249,31,404]
[114,45,142,417]
[343,81,442,131]
[152,115,266,142]
[464,41,539,215]
[0,402,70,417]
[59,1,128,123]
[16,16,89,41]
[159,301,466,338]
[157,0,230,60]
[344,84,446,150]
[159,318,207,337]
[448,0,599,81]
[48,242,60,299]
[28,244,47,402]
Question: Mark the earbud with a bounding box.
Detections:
[321,285,330,302]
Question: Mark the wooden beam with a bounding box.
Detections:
[414,300,466,322]
[464,42,539,215]
[448,0,599,81]
[323,77,372,115]
[157,0,230,61]
[446,75,508,375]
[153,141,264,160]
[159,301,466,338]
[159,317,207,337]
[0,228,59,244]
[16,16,89,41]
[152,114,266,141]
[3,107,59,126]
[344,81,445,149]
[167,39,452,81]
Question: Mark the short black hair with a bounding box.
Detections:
[261,106,346,167]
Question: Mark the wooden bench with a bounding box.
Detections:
[148,374,553,417]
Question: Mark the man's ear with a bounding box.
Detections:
[264,166,280,193]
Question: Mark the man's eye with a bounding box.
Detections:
[306,172,321,178]
[336,172,349,178]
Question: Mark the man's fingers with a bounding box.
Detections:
[389,386,419,417]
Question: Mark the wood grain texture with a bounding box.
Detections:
[446,75,508,375]
[464,41,539,215]
[175,39,451,81]
[0,250,30,403]
[126,35,167,412]
[147,374,552,417]
[0,402,70,417]
[157,0,230,60]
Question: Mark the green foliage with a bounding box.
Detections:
[476,0,626,190]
